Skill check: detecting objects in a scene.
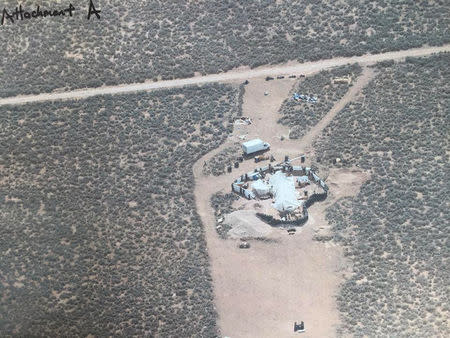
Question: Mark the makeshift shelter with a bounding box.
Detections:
[252,179,271,199]
[297,176,310,187]
[246,172,261,181]
[292,166,303,174]
[269,171,301,213]
[311,172,320,182]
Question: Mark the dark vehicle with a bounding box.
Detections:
[239,242,250,249]
[294,321,305,332]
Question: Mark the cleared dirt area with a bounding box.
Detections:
[193,68,375,337]
[311,168,371,240]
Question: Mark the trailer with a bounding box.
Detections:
[242,139,270,155]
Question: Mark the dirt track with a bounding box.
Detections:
[0,45,448,106]
[295,67,375,153]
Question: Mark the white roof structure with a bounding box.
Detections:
[242,138,263,148]
[269,171,301,212]
[252,179,271,197]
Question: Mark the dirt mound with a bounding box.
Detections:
[224,210,273,239]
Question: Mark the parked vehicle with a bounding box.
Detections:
[254,155,269,163]
[294,321,305,333]
[239,242,250,249]
[242,138,270,155]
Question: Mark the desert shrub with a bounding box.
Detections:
[315,53,449,337]
[278,64,362,139]
[203,143,241,176]
[0,83,241,336]
[210,192,239,238]
[1,1,448,97]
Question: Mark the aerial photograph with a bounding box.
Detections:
[1,1,449,337]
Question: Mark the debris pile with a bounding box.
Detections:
[225,210,273,239]
[233,116,252,125]
[293,93,318,103]
[333,74,352,84]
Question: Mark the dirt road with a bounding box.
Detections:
[295,67,376,153]
[1,45,448,106]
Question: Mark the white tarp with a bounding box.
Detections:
[252,179,271,197]
[269,171,301,212]
[297,176,310,184]
[243,189,255,200]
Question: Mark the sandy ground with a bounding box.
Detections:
[193,67,375,337]
[1,45,448,106]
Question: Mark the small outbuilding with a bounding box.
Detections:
[296,176,310,187]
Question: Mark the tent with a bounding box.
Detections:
[252,179,271,198]
[269,171,301,213]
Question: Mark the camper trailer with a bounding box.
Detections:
[242,139,270,155]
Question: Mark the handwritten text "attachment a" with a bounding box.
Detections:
[1,1,101,26]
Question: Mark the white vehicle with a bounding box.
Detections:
[242,138,270,155]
